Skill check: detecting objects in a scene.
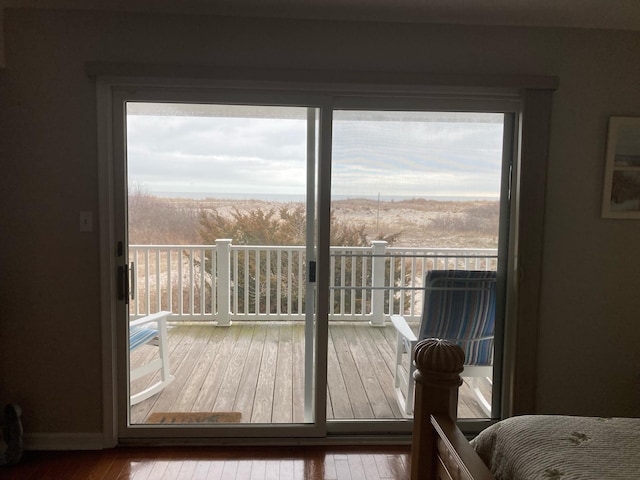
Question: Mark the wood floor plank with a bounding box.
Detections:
[372,454,392,478]
[334,455,352,480]
[220,460,239,479]
[250,460,266,480]
[205,461,224,480]
[145,459,170,479]
[178,460,203,480]
[346,454,367,480]
[264,460,280,480]
[101,456,131,480]
[323,454,338,480]
[192,460,213,480]
[235,460,253,480]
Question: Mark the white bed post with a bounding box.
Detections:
[411,338,465,480]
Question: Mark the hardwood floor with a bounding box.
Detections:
[130,321,490,424]
[4,445,411,479]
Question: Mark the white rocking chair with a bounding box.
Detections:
[129,310,175,406]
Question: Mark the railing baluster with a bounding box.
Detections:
[411,250,418,317]
[330,251,336,316]
[298,249,303,315]
[255,248,260,314]
[264,250,270,315]
[167,249,172,313]
[362,253,368,316]
[351,251,357,316]
[276,250,281,316]
[340,252,346,316]
[144,248,150,316]
[232,248,238,315]
[199,248,205,315]
[188,249,194,315]
[287,250,292,315]
[212,245,218,316]
[400,252,407,316]
[155,248,161,313]
[178,249,183,315]
[371,241,387,326]
[244,249,249,316]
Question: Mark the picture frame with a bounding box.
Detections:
[601,116,640,219]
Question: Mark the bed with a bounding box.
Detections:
[410,338,640,480]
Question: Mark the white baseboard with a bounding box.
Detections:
[24,432,106,450]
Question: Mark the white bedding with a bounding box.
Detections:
[470,415,640,480]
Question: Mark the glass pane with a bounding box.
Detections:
[329,110,504,420]
[125,102,318,425]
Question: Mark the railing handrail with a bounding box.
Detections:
[130,244,498,252]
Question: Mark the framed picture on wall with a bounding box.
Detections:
[601,116,640,219]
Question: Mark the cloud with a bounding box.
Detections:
[126,107,504,199]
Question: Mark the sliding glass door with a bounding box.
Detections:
[109,86,515,440]
[113,92,328,439]
[328,110,508,426]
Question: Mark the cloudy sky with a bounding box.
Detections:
[126,104,504,200]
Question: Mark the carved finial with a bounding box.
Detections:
[413,338,465,388]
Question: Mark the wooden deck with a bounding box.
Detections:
[130,322,490,424]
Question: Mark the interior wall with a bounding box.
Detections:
[0,8,638,438]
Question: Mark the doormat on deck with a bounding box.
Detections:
[146,412,241,424]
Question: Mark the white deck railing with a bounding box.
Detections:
[129,240,497,325]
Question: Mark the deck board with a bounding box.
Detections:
[130,322,489,424]
[234,324,267,420]
[326,327,354,419]
[329,326,375,419]
[191,325,242,412]
[272,323,295,423]
[251,325,279,423]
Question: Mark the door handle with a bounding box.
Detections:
[117,264,129,304]
[129,262,135,301]
[308,261,316,283]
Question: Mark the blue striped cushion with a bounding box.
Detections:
[419,270,497,366]
[129,325,158,351]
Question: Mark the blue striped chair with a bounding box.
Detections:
[390,270,496,416]
[129,311,175,405]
